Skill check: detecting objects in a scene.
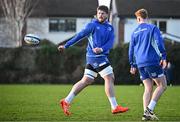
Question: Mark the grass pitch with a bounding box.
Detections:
[0,85,180,121]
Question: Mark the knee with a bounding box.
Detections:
[81,77,94,86]
[162,83,167,91]
[85,79,94,85]
[144,87,153,94]
[158,82,167,91]
[104,74,115,82]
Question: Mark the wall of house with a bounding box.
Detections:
[0,18,20,47]
[124,19,138,43]
[27,18,92,44]
[167,19,180,37]
[123,18,180,43]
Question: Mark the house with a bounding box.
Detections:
[1,0,180,47]
[19,0,180,45]
[0,0,98,47]
[27,0,98,44]
[114,0,180,43]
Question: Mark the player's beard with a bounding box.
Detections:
[98,17,107,23]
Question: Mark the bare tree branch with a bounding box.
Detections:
[0,0,39,47]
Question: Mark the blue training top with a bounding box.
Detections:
[64,19,114,58]
[129,23,166,68]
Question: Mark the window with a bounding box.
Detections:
[151,20,167,33]
[159,21,166,33]
[49,18,76,32]
[49,19,59,31]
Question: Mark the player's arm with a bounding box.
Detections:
[153,27,167,68]
[64,23,94,48]
[100,27,115,52]
[129,34,137,74]
[58,23,94,51]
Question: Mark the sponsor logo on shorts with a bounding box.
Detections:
[93,62,98,67]
[151,72,157,77]
[99,62,106,67]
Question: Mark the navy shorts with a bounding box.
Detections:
[86,56,109,69]
[138,65,164,80]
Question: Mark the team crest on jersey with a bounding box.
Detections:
[107,27,112,31]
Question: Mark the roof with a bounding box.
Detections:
[31,0,98,17]
[1,0,180,18]
[116,0,180,18]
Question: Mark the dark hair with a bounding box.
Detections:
[97,5,109,14]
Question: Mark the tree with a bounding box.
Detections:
[0,0,39,47]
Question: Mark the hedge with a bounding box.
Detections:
[0,41,179,84]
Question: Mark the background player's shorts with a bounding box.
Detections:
[138,65,164,80]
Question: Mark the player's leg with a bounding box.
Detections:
[143,66,167,120]
[149,75,167,110]
[98,65,129,114]
[142,78,153,111]
[138,67,153,111]
[103,73,117,108]
[60,75,94,115]
[138,67,156,120]
[142,79,160,121]
[60,65,97,115]
[66,75,95,102]
[147,66,167,111]
[142,75,167,120]
[142,78,159,121]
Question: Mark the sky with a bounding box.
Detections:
[98,0,111,8]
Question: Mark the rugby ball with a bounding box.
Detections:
[24,34,41,45]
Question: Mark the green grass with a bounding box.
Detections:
[0,85,180,121]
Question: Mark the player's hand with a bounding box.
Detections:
[58,45,65,52]
[93,47,103,54]
[130,67,137,75]
[160,59,167,69]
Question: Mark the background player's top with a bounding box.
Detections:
[129,23,166,68]
[129,8,166,68]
